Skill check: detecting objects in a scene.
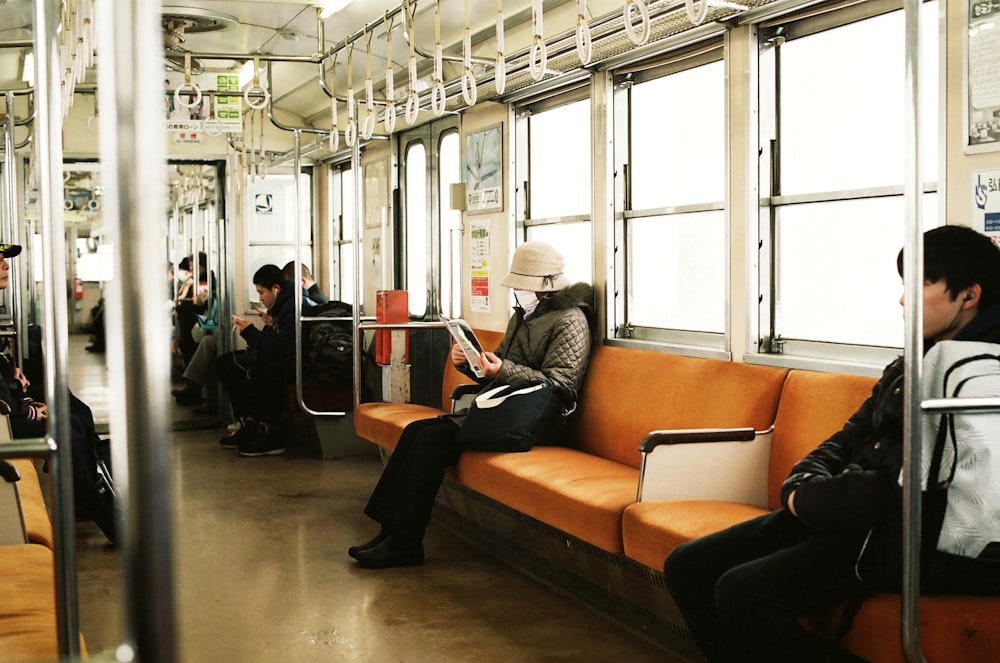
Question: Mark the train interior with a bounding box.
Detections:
[1,0,999,660]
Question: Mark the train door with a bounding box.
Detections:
[397,117,461,405]
[397,117,461,320]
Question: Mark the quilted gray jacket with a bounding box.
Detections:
[488,282,595,391]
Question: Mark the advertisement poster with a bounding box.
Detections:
[465,124,503,213]
[164,72,243,136]
[973,169,1000,246]
[967,0,1000,150]
[470,219,490,313]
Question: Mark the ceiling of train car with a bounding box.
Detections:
[0,0,774,129]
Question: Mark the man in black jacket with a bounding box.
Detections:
[663,225,1000,663]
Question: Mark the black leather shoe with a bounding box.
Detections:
[348,529,388,559]
[354,536,424,569]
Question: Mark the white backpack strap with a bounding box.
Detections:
[474,382,546,409]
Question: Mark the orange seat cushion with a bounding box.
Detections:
[8,459,53,549]
[622,500,769,570]
[457,447,639,552]
[0,544,58,661]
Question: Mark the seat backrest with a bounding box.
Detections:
[567,345,790,468]
[439,329,506,409]
[767,369,878,509]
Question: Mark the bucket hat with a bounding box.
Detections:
[500,241,570,292]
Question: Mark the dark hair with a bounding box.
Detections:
[253,264,285,290]
[178,256,191,271]
[897,225,1000,310]
[282,261,313,280]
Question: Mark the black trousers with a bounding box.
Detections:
[216,350,285,426]
[364,418,461,543]
[663,509,869,663]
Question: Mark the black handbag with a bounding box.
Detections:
[457,379,577,452]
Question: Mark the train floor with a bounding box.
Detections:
[66,334,680,662]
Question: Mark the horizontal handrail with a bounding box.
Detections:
[0,436,56,459]
[357,321,448,331]
[922,397,1000,414]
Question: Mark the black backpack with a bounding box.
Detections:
[305,300,354,386]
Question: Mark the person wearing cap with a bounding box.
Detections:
[350,241,596,568]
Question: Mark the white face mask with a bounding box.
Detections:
[515,290,540,317]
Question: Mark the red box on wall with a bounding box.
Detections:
[376,290,409,364]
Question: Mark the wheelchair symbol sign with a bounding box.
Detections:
[255,193,273,215]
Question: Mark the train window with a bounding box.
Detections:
[404,141,428,315]
[244,170,314,307]
[614,53,727,346]
[439,131,461,318]
[759,1,940,361]
[518,95,593,285]
[329,164,355,304]
[527,100,592,220]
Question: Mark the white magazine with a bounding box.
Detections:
[441,316,485,378]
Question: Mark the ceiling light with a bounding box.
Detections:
[319,0,354,20]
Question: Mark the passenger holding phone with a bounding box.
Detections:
[216,264,311,456]
[349,241,596,568]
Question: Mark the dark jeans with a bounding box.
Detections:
[216,350,285,426]
[364,418,462,544]
[663,509,869,663]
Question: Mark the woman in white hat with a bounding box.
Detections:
[350,241,595,568]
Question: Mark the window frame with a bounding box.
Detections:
[751,0,943,371]
[610,39,730,356]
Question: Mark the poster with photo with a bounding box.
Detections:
[465,124,503,214]
[967,0,1000,151]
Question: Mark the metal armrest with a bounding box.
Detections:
[639,427,756,452]
[450,383,481,413]
[636,426,774,507]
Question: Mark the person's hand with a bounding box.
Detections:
[260,311,273,327]
[32,402,48,420]
[14,368,29,391]
[231,315,252,332]
[786,489,798,517]
[477,351,502,379]
[451,343,468,367]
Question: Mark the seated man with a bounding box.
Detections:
[217,264,306,457]
[663,225,1000,663]
[282,260,329,306]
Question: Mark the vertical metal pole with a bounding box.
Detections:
[32,0,79,656]
[351,134,362,407]
[901,0,926,661]
[2,93,22,354]
[96,0,178,660]
[294,129,304,405]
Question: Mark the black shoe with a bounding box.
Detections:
[348,529,388,559]
[354,535,424,569]
[85,344,105,353]
[219,420,256,449]
[238,425,284,457]
[173,381,202,405]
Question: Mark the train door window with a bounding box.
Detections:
[517,92,593,284]
[398,117,460,318]
[613,45,726,348]
[329,163,355,304]
[758,0,940,364]
[439,132,461,318]
[244,169,314,307]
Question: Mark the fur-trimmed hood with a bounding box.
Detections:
[529,282,597,339]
